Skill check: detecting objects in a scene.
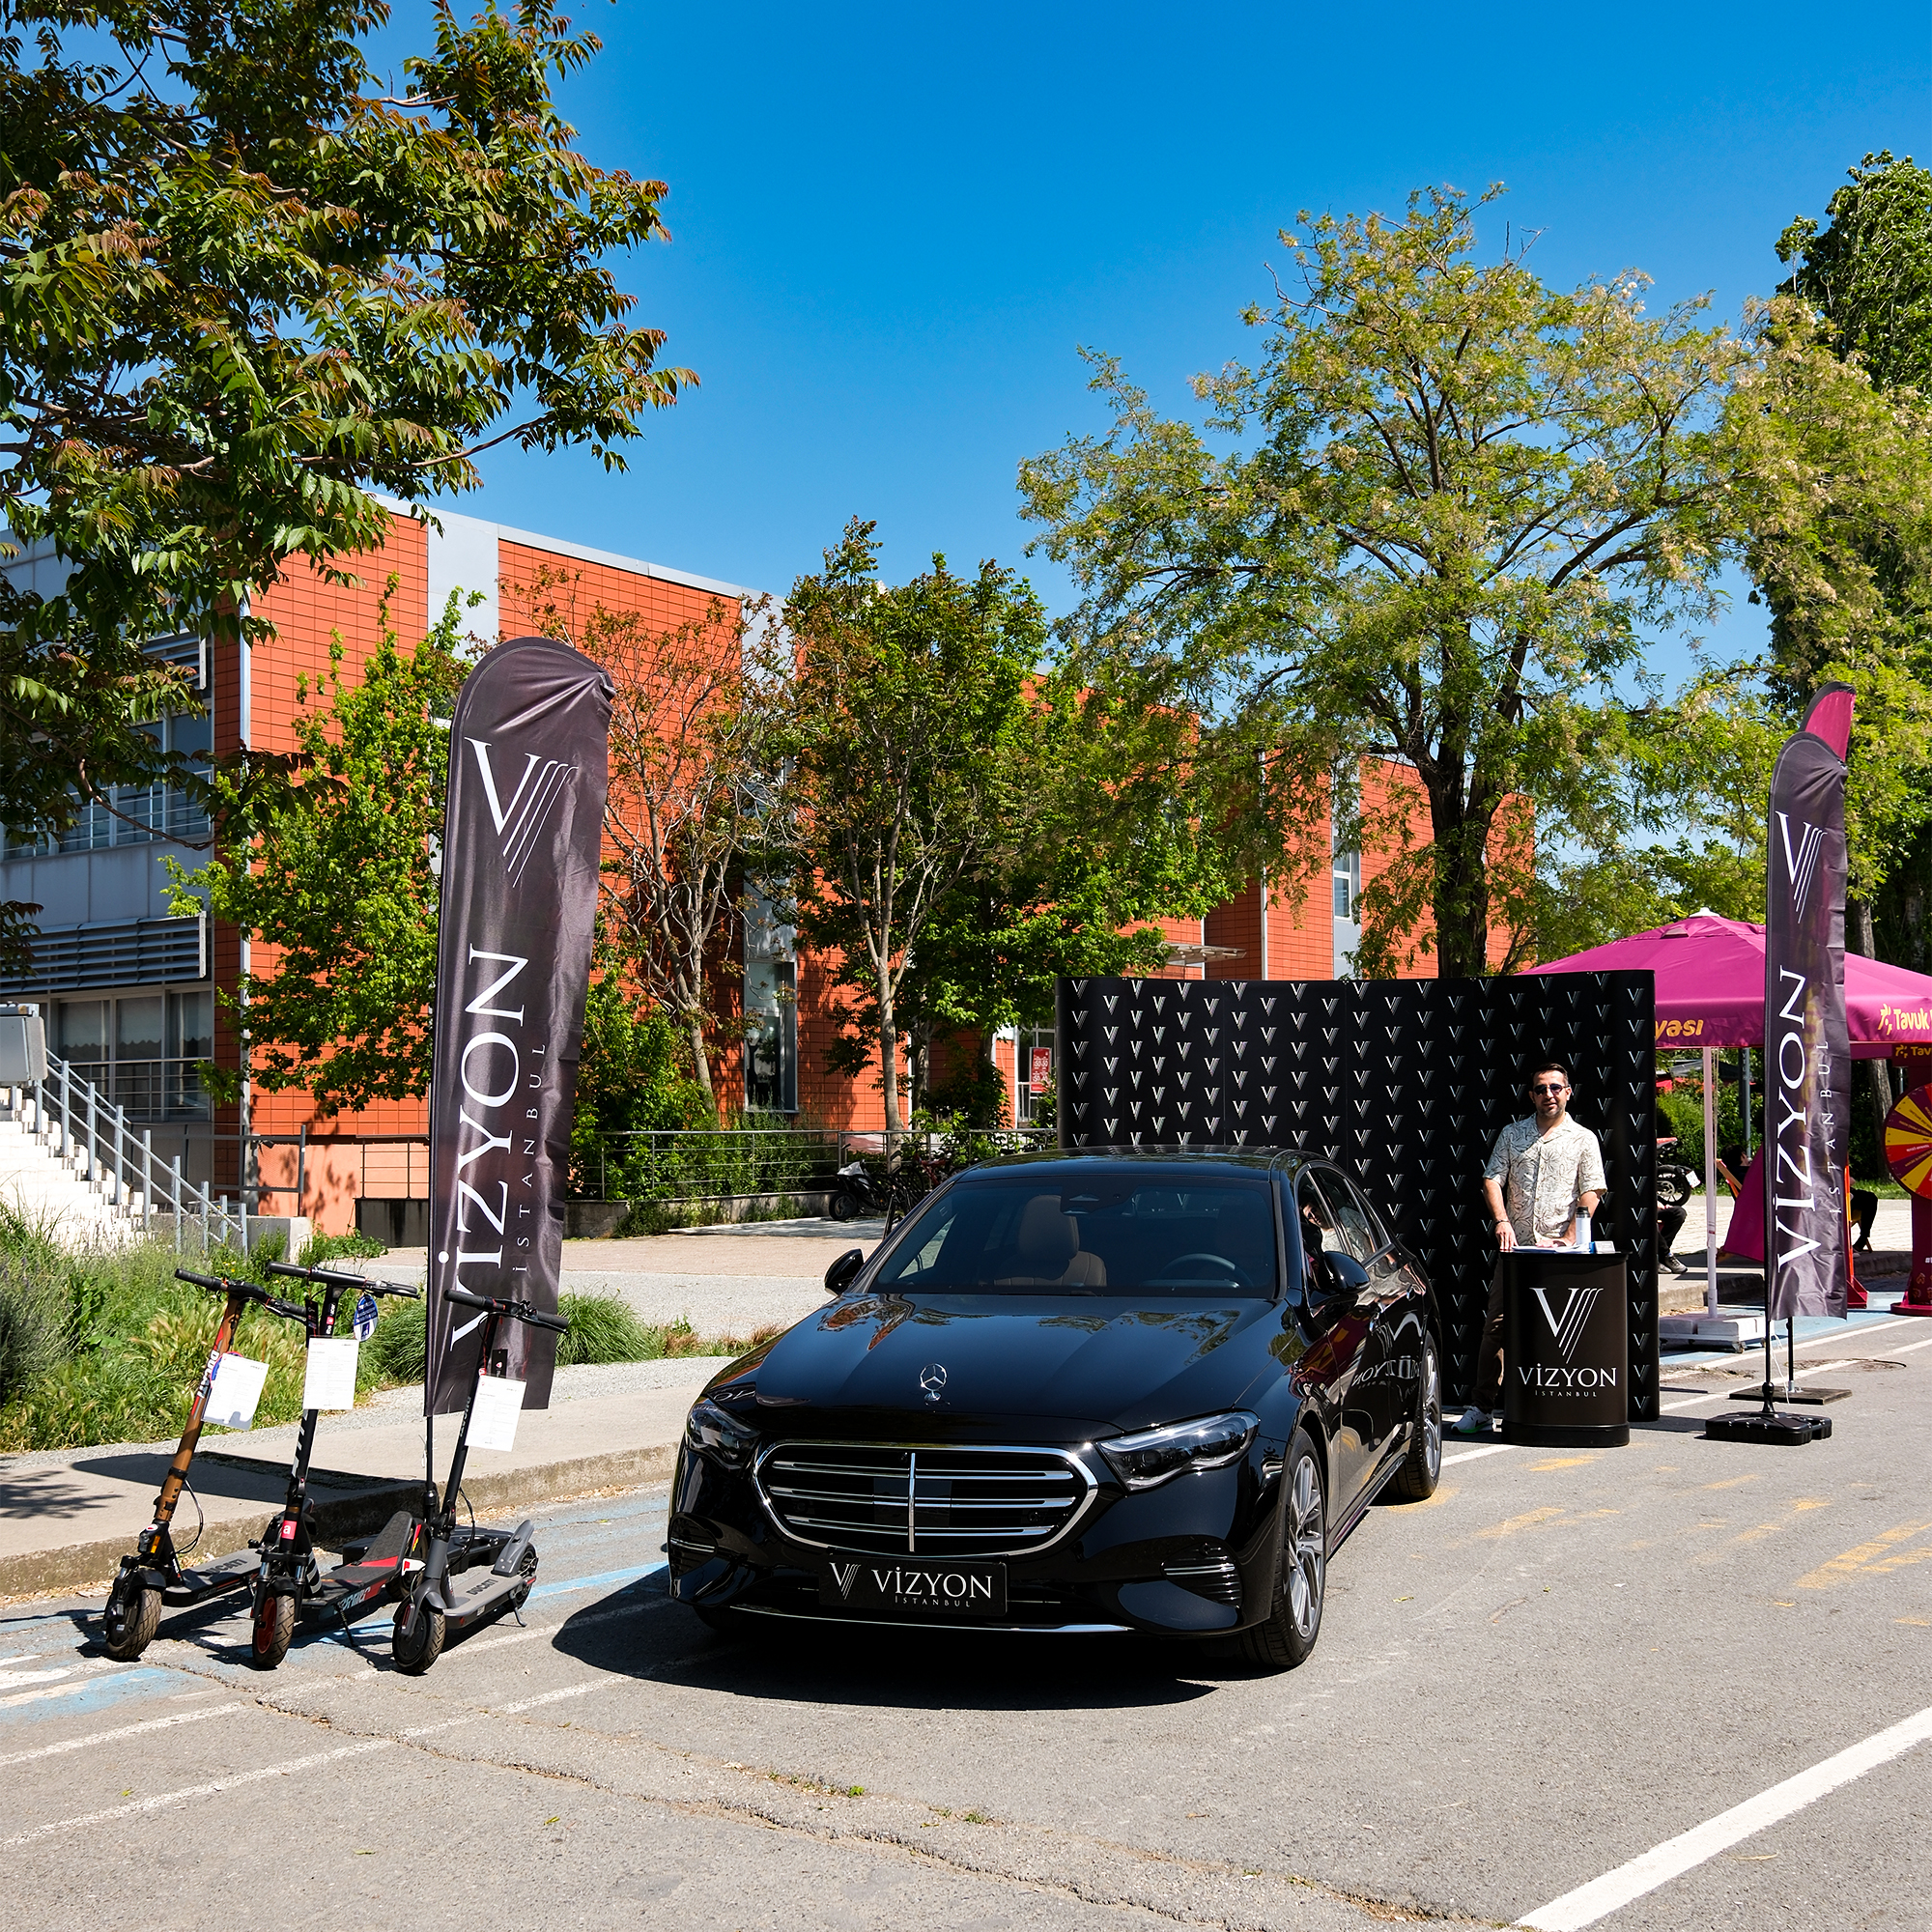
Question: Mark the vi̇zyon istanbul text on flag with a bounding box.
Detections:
[425,637,612,1416]
[1763,683,1855,1321]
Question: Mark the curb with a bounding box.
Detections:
[0,1440,679,1602]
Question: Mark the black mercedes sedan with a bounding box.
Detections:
[668,1149,1441,1668]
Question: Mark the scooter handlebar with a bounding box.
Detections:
[174,1267,273,1304]
[266,1259,423,1299]
[444,1284,571,1333]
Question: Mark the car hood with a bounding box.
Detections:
[727,1292,1277,1434]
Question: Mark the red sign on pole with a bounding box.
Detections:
[1029,1046,1052,1094]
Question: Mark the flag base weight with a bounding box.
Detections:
[1705,1409,1832,1444]
[1726,1384,1851,1405]
[1887,1298,1932,1317]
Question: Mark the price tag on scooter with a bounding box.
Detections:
[352,1292,379,1341]
[206,1352,270,1431]
[468,1373,526,1453]
[302,1336,359,1411]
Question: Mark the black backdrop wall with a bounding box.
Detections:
[1054,971,1660,1422]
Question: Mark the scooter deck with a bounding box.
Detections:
[299,1510,416,1623]
[160,1548,259,1606]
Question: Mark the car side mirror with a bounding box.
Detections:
[1313,1250,1370,1299]
[824,1248,865,1294]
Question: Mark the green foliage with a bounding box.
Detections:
[359,1291,768,1382]
[1022,185,1752,980]
[570,966,713,1197]
[298,1229,389,1268]
[783,522,1045,1128]
[0,1247,67,1406]
[1778,153,1932,392]
[168,592,469,1111]
[0,0,688,857]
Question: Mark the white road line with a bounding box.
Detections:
[1,1739,390,1845]
[497,1682,596,1715]
[0,1664,154,1710]
[1442,1443,1514,1465]
[1887,1333,1932,1355]
[0,1701,243,1770]
[1517,1701,1932,1930]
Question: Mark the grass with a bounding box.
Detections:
[0,1207,778,1453]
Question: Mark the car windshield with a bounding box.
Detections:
[871,1174,1279,1296]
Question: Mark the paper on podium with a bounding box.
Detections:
[468,1374,526,1453]
[206,1352,270,1431]
[301,1337,359,1411]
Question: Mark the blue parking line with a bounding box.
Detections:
[0,1666,174,1728]
[528,1561,667,1603]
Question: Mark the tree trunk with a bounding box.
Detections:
[1431,819,1492,980]
[877,983,902,1140]
[1847,898,1890,1170]
[688,1015,716,1111]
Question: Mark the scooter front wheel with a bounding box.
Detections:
[249,1591,296,1669]
[102,1572,161,1661]
[392,1599,445,1675]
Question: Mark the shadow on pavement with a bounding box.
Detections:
[549,1573,1227,1712]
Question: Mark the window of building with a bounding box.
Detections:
[53,990,212,1118]
[1016,1026,1055,1124]
[743,960,797,1115]
[1332,849,1361,921]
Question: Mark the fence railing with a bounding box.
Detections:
[11,1052,245,1249]
[573,1123,1057,1203]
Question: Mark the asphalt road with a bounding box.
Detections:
[3,1318,1929,1932]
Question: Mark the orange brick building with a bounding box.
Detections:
[0,506,1520,1234]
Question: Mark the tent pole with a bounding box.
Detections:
[1703,1045,1719,1318]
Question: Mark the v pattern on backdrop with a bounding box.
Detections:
[1054,972,1660,1418]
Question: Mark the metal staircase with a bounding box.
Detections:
[0,1052,243,1249]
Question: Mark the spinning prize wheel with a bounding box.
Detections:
[1883,1084,1932,1199]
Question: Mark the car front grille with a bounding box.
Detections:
[755,1442,1095,1557]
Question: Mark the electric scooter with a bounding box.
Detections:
[242,1260,423,1668]
[390,1283,570,1674]
[101,1268,311,1661]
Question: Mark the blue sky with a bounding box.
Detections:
[400,0,1929,671]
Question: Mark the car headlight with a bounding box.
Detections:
[1098,1411,1259,1492]
[684,1397,758,1469]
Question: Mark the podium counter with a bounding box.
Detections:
[1497,1251,1631,1448]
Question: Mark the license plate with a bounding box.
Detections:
[818,1554,1008,1617]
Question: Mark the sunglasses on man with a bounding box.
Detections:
[1527,1081,1568,1094]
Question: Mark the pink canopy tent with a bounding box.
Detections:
[1527,911,1932,1058]
[1529,912,1932,1325]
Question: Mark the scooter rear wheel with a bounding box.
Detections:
[102,1573,161,1661]
[511,1543,538,1608]
[392,1599,445,1674]
[250,1591,296,1669]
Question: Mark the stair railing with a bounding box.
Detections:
[5,1052,243,1251]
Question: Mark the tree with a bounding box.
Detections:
[784,524,1043,1134]
[892,666,1247,1116]
[0,0,688,853]
[1021,185,1755,979]
[1765,155,1932,1154]
[168,590,469,1112]
[548,578,788,1111]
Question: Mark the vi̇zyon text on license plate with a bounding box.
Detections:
[819,1555,1008,1617]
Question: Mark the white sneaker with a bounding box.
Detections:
[1451,1405,1492,1436]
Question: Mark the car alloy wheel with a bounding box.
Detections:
[1392,1334,1441,1501]
[1236,1429,1324,1670]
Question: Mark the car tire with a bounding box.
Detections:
[1389,1333,1442,1502]
[1236,1429,1325,1671]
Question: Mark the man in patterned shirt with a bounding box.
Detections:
[1451,1057,1606,1435]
